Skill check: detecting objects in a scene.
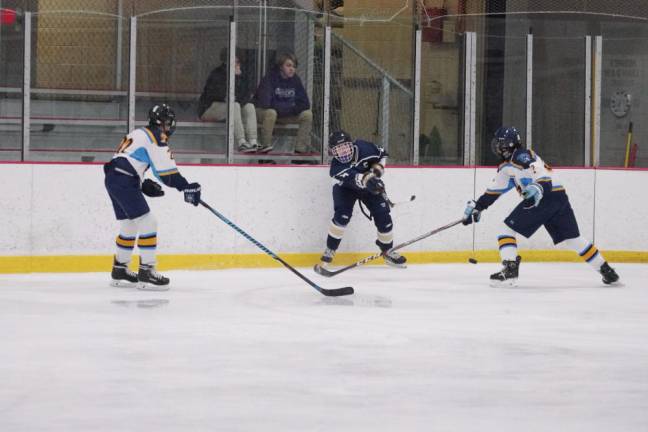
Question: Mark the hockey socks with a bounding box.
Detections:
[497,227,518,262]
[565,237,606,269]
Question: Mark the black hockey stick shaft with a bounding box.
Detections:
[381,191,416,208]
[200,200,353,296]
[317,218,464,277]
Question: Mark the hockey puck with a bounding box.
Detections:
[468,258,478,264]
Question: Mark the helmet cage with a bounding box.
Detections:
[491,127,521,160]
[330,141,354,163]
[149,104,177,136]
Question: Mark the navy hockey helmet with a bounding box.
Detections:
[491,126,522,160]
[148,104,176,136]
[328,130,354,163]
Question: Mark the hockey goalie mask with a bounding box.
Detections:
[329,130,354,163]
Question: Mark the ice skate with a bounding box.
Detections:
[110,257,139,288]
[137,264,170,291]
[313,248,336,275]
[599,262,620,285]
[376,240,407,268]
[383,249,407,268]
[490,256,521,287]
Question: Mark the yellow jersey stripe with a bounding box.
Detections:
[137,237,157,247]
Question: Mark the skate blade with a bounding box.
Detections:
[384,261,407,269]
[137,283,170,292]
[110,279,139,288]
[490,278,518,288]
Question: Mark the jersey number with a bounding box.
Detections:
[116,136,133,153]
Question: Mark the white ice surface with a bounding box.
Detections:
[1,263,647,432]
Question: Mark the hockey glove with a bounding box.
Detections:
[183,182,201,206]
[521,183,543,208]
[141,179,165,198]
[362,173,385,195]
[462,200,482,225]
[370,163,385,178]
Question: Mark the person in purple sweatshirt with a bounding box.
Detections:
[254,52,313,154]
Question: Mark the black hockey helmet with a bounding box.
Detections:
[491,126,521,160]
[148,104,176,136]
[328,130,354,163]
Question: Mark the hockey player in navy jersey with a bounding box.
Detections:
[463,126,619,286]
[104,104,202,290]
[314,130,407,274]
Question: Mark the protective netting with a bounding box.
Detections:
[2,1,648,166]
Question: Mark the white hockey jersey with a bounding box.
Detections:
[113,127,179,182]
[483,149,564,200]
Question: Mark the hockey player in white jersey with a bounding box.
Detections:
[462,127,619,286]
[104,104,202,290]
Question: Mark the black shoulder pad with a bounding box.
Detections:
[512,149,535,168]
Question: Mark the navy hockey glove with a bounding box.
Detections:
[462,200,482,225]
[183,182,201,206]
[141,179,165,198]
[521,183,543,208]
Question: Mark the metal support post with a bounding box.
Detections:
[463,32,476,166]
[22,11,31,161]
[322,25,331,164]
[380,77,390,151]
[128,17,137,133]
[526,32,533,149]
[227,17,237,163]
[413,27,422,165]
[592,35,602,167]
[584,35,592,166]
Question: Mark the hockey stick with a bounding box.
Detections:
[315,218,464,278]
[383,193,416,208]
[200,200,353,297]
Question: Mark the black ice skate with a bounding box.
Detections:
[137,264,170,291]
[599,262,620,285]
[110,258,139,287]
[314,248,336,275]
[490,256,521,286]
[377,241,407,268]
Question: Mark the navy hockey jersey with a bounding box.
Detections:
[330,140,387,190]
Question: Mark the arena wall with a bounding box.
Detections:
[0,163,646,273]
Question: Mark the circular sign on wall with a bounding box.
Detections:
[610,90,632,118]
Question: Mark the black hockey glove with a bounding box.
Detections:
[362,173,385,195]
[141,179,165,198]
[183,182,201,206]
[462,200,482,225]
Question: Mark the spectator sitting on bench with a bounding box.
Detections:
[198,48,258,153]
[254,52,313,154]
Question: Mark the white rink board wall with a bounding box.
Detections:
[0,164,646,261]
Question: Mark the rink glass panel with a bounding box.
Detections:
[530,18,586,167]
[600,22,648,168]
[257,6,324,162]
[419,32,464,166]
[0,5,23,161]
[136,10,229,164]
[475,18,529,166]
[26,13,129,163]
